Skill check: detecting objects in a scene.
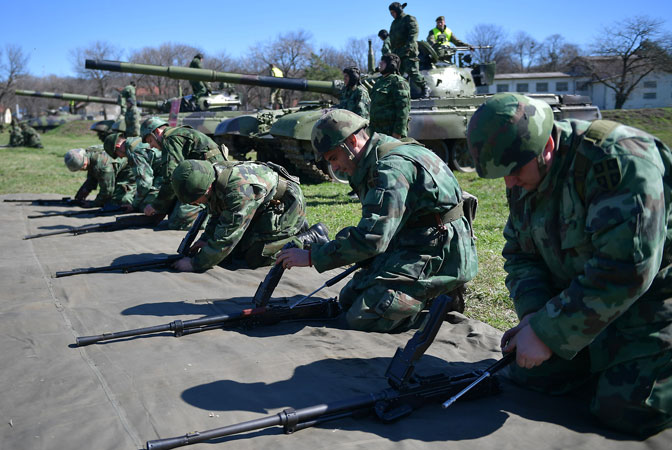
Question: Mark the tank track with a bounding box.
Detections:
[278,138,331,183]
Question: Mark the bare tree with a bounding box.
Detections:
[576,16,672,109]
[70,41,123,118]
[0,44,30,108]
[508,32,540,72]
[467,24,509,66]
[537,34,581,72]
[129,43,202,100]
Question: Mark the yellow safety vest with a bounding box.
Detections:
[270,67,283,78]
[432,27,452,45]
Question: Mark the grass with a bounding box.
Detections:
[2,108,669,331]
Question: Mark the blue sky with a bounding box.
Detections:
[5,0,671,77]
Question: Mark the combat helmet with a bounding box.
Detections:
[311,110,368,159]
[140,117,168,142]
[103,132,124,157]
[64,148,87,172]
[171,160,216,204]
[467,93,554,178]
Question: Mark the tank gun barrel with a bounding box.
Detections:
[85,59,342,97]
[15,89,163,109]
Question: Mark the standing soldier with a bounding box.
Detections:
[337,67,370,120]
[467,93,672,437]
[121,81,140,137]
[427,16,471,48]
[369,54,410,139]
[170,159,326,272]
[140,117,227,230]
[378,29,391,57]
[63,145,135,208]
[188,54,210,105]
[268,63,284,109]
[388,2,429,98]
[277,109,478,332]
[21,123,44,148]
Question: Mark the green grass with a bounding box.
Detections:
[2,108,669,331]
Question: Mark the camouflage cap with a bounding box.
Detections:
[311,110,368,159]
[467,93,554,178]
[140,117,168,141]
[103,132,124,157]
[172,160,216,204]
[64,148,87,172]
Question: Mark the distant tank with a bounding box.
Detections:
[86,51,600,182]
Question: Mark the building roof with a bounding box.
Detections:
[494,72,572,80]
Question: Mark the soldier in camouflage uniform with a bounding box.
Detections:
[337,67,370,120]
[467,93,672,436]
[170,159,312,272]
[369,53,410,139]
[141,117,227,230]
[277,109,478,332]
[121,82,140,137]
[21,123,43,148]
[9,119,24,147]
[64,145,136,207]
[388,2,429,98]
[378,29,391,57]
[104,132,163,212]
[188,54,210,103]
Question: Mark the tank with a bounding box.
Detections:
[85,52,601,182]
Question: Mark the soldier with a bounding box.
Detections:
[104,132,163,212]
[427,16,471,48]
[337,66,370,120]
[140,117,227,230]
[268,63,284,109]
[369,54,410,139]
[388,2,429,98]
[21,123,44,148]
[9,119,24,147]
[121,82,140,137]
[378,29,391,57]
[170,159,326,272]
[467,93,672,436]
[276,109,478,332]
[189,54,210,104]
[64,145,136,207]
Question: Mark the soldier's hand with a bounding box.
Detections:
[500,313,532,349]
[276,247,311,269]
[144,204,157,216]
[503,323,552,369]
[173,257,194,272]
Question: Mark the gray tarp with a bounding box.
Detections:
[1,194,670,450]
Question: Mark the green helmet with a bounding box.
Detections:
[140,117,168,141]
[311,109,368,159]
[467,93,554,179]
[172,160,216,204]
[64,148,87,172]
[103,132,124,157]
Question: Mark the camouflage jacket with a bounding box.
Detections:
[338,85,371,120]
[389,12,419,57]
[121,84,136,104]
[125,137,163,210]
[503,119,672,370]
[193,162,283,271]
[22,125,41,144]
[311,133,478,294]
[189,57,210,98]
[381,37,391,56]
[369,74,410,137]
[153,126,224,212]
[80,145,128,206]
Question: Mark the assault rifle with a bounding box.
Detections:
[143,297,512,450]
[24,214,161,240]
[54,209,207,278]
[4,196,83,206]
[27,204,128,219]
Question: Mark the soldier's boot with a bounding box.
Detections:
[295,222,330,247]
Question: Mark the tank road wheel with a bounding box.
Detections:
[448,140,475,173]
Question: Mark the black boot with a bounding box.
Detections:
[296,222,330,247]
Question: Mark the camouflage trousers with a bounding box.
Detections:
[270,88,284,109]
[9,130,24,147]
[112,182,136,207]
[24,133,43,148]
[125,107,141,137]
[167,201,207,230]
[507,348,672,437]
[400,55,427,94]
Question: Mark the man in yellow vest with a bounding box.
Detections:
[427,16,471,48]
[269,63,284,109]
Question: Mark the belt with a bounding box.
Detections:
[406,201,464,229]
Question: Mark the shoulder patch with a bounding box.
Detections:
[593,157,621,191]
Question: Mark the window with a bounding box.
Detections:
[643,92,657,99]
[556,81,569,92]
[496,84,509,93]
[536,82,548,92]
[516,83,529,92]
[643,80,657,89]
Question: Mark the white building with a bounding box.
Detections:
[478,71,672,110]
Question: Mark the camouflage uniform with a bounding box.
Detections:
[381,37,391,56]
[369,74,410,137]
[389,11,428,94]
[121,84,140,137]
[153,126,226,230]
[9,123,24,147]
[337,85,371,120]
[123,137,164,211]
[21,124,43,148]
[310,133,478,332]
[468,93,672,436]
[75,145,135,207]
[182,161,307,272]
[189,56,210,101]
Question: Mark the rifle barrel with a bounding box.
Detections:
[54,255,180,278]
